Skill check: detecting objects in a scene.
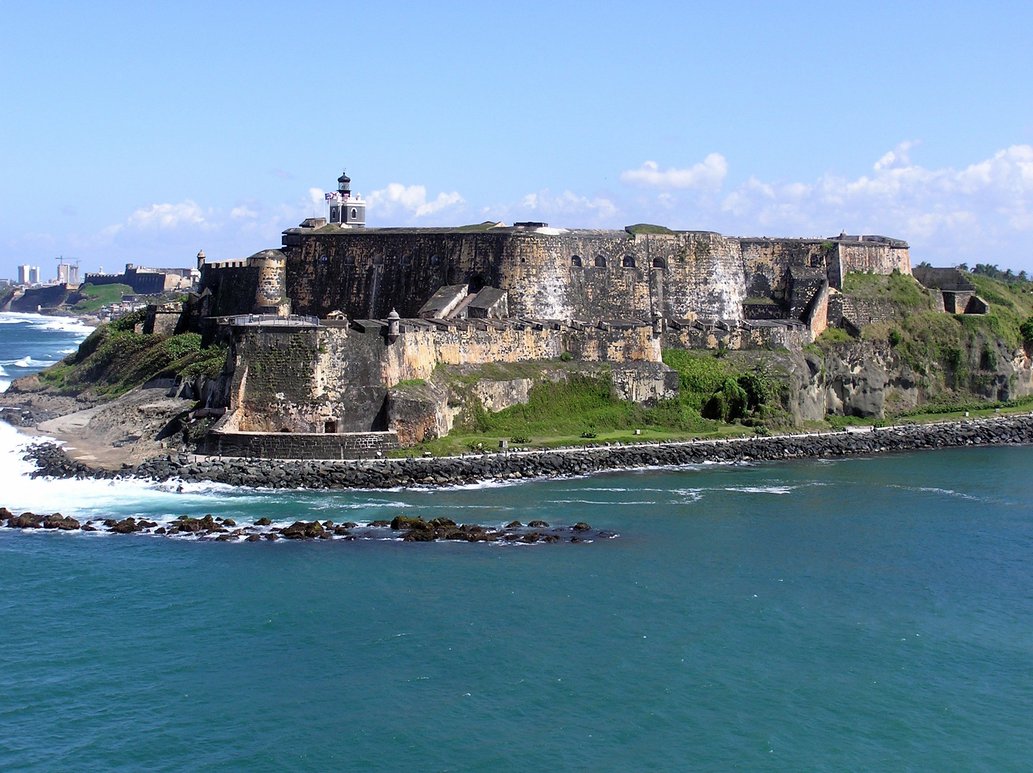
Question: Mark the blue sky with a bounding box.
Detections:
[3,0,1032,280]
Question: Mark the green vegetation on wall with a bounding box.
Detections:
[457,374,714,439]
[39,316,226,397]
[625,223,675,235]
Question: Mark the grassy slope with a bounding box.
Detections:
[826,271,1033,408]
[39,311,227,398]
[407,351,793,455]
[70,283,134,313]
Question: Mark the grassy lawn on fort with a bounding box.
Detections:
[397,351,793,456]
[69,283,134,314]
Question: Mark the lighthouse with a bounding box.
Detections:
[328,170,367,227]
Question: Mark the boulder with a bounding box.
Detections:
[8,512,42,528]
[42,513,81,530]
[280,521,326,540]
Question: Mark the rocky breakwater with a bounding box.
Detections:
[0,508,611,545]
[128,414,1033,489]
[23,414,1033,490]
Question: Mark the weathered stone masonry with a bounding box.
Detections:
[270,226,910,324]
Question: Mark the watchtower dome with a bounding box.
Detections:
[328,170,367,228]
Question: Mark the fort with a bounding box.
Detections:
[189,170,923,459]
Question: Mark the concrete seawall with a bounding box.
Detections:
[27,414,1033,489]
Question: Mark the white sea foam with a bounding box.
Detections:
[547,498,658,506]
[890,484,981,502]
[0,379,10,394]
[0,311,95,335]
[0,365,7,376]
[0,421,246,518]
[723,485,795,494]
[673,488,704,502]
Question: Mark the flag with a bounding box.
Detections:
[324,192,337,201]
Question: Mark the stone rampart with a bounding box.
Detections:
[837,297,902,331]
[832,238,911,286]
[200,263,260,317]
[9,284,73,313]
[279,228,749,323]
[84,265,193,295]
[221,318,663,445]
[663,320,811,351]
[268,227,910,329]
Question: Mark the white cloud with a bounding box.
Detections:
[620,154,728,190]
[366,183,465,218]
[517,189,617,221]
[230,205,258,220]
[126,200,210,230]
[702,144,1033,262]
[873,140,918,171]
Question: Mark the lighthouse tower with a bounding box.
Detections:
[328,170,367,227]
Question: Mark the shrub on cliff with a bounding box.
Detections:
[39,325,218,397]
[1020,316,1033,346]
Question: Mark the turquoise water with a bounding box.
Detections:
[1,313,1032,771]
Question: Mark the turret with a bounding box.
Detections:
[247,249,291,317]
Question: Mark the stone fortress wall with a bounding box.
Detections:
[272,225,910,324]
[194,220,912,457]
[84,264,197,295]
[209,316,670,449]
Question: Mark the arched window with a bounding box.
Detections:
[351,208,358,219]
[594,255,607,267]
[652,257,666,269]
[623,255,636,268]
[571,255,583,267]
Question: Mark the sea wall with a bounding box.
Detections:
[197,429,398,460]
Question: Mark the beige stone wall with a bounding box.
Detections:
[838,243,911,278]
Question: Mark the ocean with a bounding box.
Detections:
[1,311,1032,771]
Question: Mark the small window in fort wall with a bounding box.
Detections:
[351,208,358,219]
[324,420,338,434]
[594,255,607,267]
[623,255,636,268]
[571,255,582,267]
[652,257,666,269]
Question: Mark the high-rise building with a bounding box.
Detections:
[17,265,41,285]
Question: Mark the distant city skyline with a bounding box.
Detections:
[2,0,1032,279]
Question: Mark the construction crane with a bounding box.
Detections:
[54,255,83,285]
